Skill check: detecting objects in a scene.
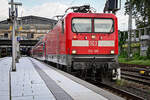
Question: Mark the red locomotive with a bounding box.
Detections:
[31,5,121,81]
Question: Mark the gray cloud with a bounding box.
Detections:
[21,2,68,19]
[0,0,9,21]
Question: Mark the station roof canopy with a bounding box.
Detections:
[0,15,57,25]
[0,15,57,30]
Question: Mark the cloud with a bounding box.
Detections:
[116,14,136,31]
[116,0,136,31]
[0,0,9,21]
[21,2,68,19]
[0,1,68,21]
[116,14,129,31]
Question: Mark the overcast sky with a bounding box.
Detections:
[0,0,135,31]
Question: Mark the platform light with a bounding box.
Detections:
[110,50,115,54]
[72,50,77,54]
[91,35,96,39]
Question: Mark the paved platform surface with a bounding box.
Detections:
[0,57,11,100]
[30,58,109,100]
[0,57,125,100]
[11,57,55,100]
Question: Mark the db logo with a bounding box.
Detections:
[89,41,98,46]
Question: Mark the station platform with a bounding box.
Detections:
[0,57,125,100]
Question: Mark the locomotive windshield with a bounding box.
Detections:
[94,19,114,33]
[72,18,92,32]
[72,18,114,33]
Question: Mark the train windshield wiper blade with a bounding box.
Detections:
[72,23,78,35]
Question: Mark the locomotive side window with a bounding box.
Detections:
[62,20,64,34]
[72,18,92,33]
[94,19,114,33]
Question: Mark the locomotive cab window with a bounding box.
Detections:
[94,19,114,33]
[72,18,92,33]
[62,20,64,34]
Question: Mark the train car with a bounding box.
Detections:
[32,5,121,81]
[31,40,46,61]
[0,48,7,57]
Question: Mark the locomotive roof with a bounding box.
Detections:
[65,12,117,19]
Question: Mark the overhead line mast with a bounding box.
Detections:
[127,0,132,59]
[8,0,22,71]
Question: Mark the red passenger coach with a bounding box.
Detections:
[31,5,121,81]
[32,40,45,61]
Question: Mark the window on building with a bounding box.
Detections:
[27,33,34,39]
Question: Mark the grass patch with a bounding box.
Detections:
[116,79,125,86]
[118,57,150,66]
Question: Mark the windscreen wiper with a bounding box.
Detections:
[72,23,78,35]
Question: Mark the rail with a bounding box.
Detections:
[89,80,145,100]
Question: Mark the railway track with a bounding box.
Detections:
[119,63,150,69]
[72,71,146,100]
[88,80,145,100]
[72,68,150,100]
[119,63,150,99]
[120,62,150,86]
[121,75,150,86]
[121,67,146,73]
[122,71,150,80]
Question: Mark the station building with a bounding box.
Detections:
[0,15,57,57]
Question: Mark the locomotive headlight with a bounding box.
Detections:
[85,36,87,40]
[72,50,77,54]
[73,35,77,40]
[91,35,96,39]
[111,50,115,54]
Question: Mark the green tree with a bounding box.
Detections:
[119,31,128,57]
[125,0,150,28]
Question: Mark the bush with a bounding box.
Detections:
[119,50,128,58]
[133,51,140,59]
[136,56,147,60]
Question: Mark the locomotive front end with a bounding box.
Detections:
[67,13,120,81]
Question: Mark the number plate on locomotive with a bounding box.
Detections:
[89,41,98,46]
